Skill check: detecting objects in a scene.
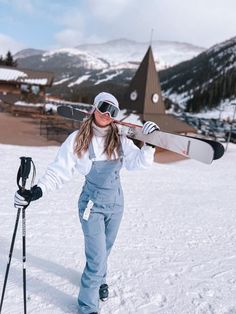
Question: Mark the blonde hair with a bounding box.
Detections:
[74,115,121,159]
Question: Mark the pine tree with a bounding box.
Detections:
[0,55,4,65]
[4,51,17,67]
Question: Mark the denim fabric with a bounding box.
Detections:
[78,141,124,314]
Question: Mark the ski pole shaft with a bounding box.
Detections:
[22,207,27,314]
[18,157,35,314]
[0,156,33,314]
[0,208,21,313]
[19,157,32,314]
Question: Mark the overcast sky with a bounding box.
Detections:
[0,0,236,56]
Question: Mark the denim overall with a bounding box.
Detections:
[78,141,124,314]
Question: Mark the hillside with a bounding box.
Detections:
[15,38,204,101]
[14,37,236,114]
[160,36,236,112]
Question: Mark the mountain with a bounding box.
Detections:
[13,38,236,113]
[159,36,236,112]
[75,38,204,69]
[14,48,46,59]
[15,38,204,99]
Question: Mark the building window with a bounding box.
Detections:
[20,84,30,93]
[31,85,40,95]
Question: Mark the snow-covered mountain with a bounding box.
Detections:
[14,48,46,59]
[75,39,204,69]
[160,36,236,112]
[16,39,204,91]
[14,37,236,113]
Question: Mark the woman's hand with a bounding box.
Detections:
[14,189,31,209]
[14,185,42,209]
[142,121,160,135]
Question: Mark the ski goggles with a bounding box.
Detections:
[96,101,119,118]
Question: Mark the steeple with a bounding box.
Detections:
[126,46,165,114]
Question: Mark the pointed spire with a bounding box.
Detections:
[126,46,165,114]
[149,28,154,46]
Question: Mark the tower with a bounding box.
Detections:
[126,46,165,114]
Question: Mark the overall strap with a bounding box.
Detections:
[88,141,96,161]
[118,138,124,159]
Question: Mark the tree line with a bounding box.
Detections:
[186,69,236,112]
[0,51,17,67]
[159,46,236,113]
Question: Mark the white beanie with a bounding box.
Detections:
[93,92,119,109]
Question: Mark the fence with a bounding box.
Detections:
[39,115,81,143]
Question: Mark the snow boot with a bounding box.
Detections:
[99,284,109,301]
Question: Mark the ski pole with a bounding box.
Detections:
[0,157,34,314]
[22,207,27,314]
[17,157,34,314]
[0,207,21,313]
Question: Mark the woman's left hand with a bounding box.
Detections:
[142,121,160,135]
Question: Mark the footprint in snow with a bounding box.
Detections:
[223,307,236,314]
[195,302,215,314]
[136,293,167,313]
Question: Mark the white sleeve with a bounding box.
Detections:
[121,136,155,170]
[37,131,79,194]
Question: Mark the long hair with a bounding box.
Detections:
[74,114,121,159]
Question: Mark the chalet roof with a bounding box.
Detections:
[0,66,54,86]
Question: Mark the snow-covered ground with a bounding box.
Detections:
[0,143,236,314]
[165,88,236,121]
[193,100,236,121]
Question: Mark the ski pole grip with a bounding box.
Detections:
[17,157,32,191]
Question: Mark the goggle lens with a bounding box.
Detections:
[96,101,119,118]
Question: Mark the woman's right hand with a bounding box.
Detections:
[14,185,42,209]
[14,190,31,209]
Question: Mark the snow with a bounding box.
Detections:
[68,75,91,87]
[15,101,44,108]
[186,99,236,121]
[0,143,236,313]
[76,40,204,70]
[165,90,192,110]
[165,90,236,121]
[207,37,236,55]
[42,49,108,70]
[107,62,139,70]
[0,69,49,86]
[95,71,122,85]
[0,68,27,81]
[53,78,73,86]
[40,40,204,73]
[20,78,48,86]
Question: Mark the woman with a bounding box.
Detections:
[14,92,159,314]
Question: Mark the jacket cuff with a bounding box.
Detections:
[37,182,47,195]
[143,143,156,151]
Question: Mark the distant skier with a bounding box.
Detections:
[14,92,159,314]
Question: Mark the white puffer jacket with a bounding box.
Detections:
[38,130,155,194]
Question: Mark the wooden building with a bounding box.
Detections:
[0,65,54,102]
[125,46,195,134]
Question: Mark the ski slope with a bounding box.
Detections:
[0,143,236,314]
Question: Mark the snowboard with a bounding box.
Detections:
[57,105,225,164]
